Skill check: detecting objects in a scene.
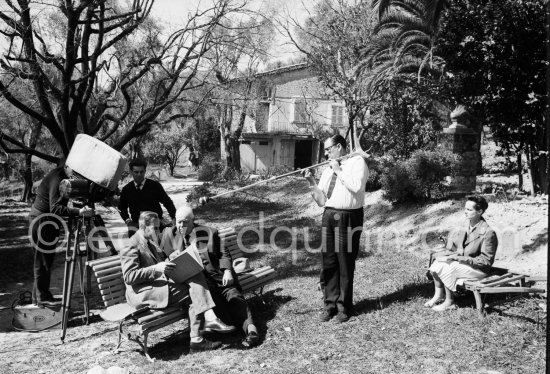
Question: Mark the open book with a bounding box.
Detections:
[168,243,204,283]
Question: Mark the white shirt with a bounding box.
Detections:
[135,180,145,190]
[318,155,369,209]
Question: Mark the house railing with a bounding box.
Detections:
[268,120,308,134]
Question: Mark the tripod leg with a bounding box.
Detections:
[77,251,90,325]
[81,219,93,324]
[61,220,81,342]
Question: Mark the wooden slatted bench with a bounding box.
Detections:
[86,227,276,361]
[218,227,277,299]
[460,268,546,317]
[427,250,545,317]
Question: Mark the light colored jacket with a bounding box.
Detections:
[446,218,498,273]
[120,230,169,309]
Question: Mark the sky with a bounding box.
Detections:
[150,0,317,62]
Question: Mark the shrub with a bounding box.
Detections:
[197,153,223,181]
[381,147,460,203]
[186,183,213,203]
[365,158,382,192]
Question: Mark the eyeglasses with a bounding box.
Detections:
[324,144,338,152]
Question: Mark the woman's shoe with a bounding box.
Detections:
[424,298,444,308]
[432,303,457,312]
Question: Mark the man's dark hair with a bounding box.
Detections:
[129,158,147,170]
[466,195,488,213]
[328,134,347,149]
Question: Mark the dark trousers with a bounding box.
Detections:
[320,207,364,314]
[205,273,254,334]
[29,214,63,303]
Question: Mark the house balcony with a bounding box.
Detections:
[267,120,309,134]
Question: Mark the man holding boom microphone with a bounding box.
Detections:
[303,134,369,323]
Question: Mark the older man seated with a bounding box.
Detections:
[120,211,236,353]
[161,206,260,348]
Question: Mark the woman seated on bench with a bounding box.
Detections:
[425,195,498,311]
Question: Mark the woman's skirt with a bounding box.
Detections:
[429,260,486,291]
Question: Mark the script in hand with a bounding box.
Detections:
[168,244,204,283]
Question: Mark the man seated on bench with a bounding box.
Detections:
[425,195,498,311]
[120,211,236,353]
[161,206,260,348]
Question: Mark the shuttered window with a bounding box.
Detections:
[331,105,344,126]
[294,100,308,124]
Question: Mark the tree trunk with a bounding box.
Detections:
[533,155,548,194]
[229,107,246,172]
[525,147,536,196]
[20,154,33,202]
[229,136,241,171]
[222,122,233,170]
[516,150,523,191]
[19,121,43,202]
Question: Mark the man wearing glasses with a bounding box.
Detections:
[303,135,369,323]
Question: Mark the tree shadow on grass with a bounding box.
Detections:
[355,279,545,325]
[520,230,547,254]
[364,200,460,229]
[147,289,293,361]
[355,281,435,315]
[354,279,488,315]
[195,197,292,226]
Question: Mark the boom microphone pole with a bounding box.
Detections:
[198,148,370,205]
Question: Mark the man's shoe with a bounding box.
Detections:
[242,331,260,348]
[189,339,222,353]
[319,309,336,322]
[203,318,236,333]
[335,312,350,323]
[36,297,62,307]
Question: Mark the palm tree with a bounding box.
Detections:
[359,0,449,96]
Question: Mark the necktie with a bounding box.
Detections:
[147,242,162,262]
[327,172,338,199]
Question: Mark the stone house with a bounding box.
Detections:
[236,63,347,173]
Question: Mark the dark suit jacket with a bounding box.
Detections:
[120,230,170,309]
[446,218,498,273]
[161,225,234,284]
[30,166,80,217]
[118,178,176,223]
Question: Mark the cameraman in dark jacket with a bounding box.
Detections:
[29,164,94,305]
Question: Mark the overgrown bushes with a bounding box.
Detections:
[186,183,213,203]
[380,148,460,203]
[197,153,224,181]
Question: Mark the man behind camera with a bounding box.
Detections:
[118,158,176,237]
[29,163,94,305]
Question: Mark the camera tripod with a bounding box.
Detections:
[60,212,118,343]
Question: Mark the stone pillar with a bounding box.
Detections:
[438,112,479,195]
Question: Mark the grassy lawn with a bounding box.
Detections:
[0,180,546,374]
